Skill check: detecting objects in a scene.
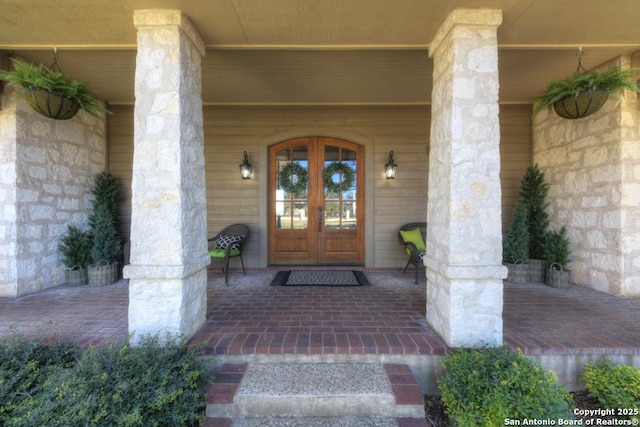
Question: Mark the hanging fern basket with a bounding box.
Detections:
[552,89,609,120]
[23,88,80,120]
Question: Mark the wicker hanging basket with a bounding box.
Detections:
[553,89,609,120]
[23,88,80,120]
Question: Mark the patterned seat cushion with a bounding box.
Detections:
[214,234,244,250]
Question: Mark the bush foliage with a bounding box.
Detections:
[1,333,208,426]
[582,358,640,419]
[545,226,571,269]
[519,164,550,260]
[58,225,91,269]
[503,201,530,264]
[439,345,574,426]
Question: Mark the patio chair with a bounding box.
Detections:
[397,222,427,284]
[208,224,249,285]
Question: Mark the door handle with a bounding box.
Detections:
[317,207,323,232]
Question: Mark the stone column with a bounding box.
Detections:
[426,9,506,347]
[124,10,209,344]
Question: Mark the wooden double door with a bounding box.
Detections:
[268,137,364,265]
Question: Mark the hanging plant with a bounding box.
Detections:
[278,162,308,197]
[0,56,111,119]
[322,162,355,194]
[533,50,638,119]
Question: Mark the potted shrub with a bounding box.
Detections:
[0,57,110,120]
[534,65,638,119]
[88,172,122,286]
[502,201,530,284]
[545,226,571,289]
[58,225,91,286]
[519,164,550,282]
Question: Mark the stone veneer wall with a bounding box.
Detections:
[533,57,640,297]
[0,84,107,297]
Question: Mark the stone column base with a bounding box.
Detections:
[426,261,505,347]
[127,267,207,345]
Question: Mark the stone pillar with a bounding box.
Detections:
[124,10,209,344]
[426,9,506,347]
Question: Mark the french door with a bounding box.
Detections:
[268,137,364,265]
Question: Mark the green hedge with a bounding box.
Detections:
[582,358,640,420]
[0,333,208,426]
[439,345,574,426]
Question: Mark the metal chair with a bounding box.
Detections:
[397,222,427,284]
[208,224,249,285]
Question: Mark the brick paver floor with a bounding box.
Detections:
[1,268,639,356]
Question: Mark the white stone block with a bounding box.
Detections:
[128,268,207,345]
[587,230,608,249]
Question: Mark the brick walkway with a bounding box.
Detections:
[1,269,639,356]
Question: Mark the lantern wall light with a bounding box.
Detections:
[239,151,252,179]
[384,150,397,179]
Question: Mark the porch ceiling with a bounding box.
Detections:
[1,0,640,106]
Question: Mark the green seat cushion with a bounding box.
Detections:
[399,228,426,253]
[208,248,241,258]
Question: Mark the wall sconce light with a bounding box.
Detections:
[384,150,397,179]
[239,151,252,179]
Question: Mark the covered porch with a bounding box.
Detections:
[1,1,639,352]
[1,269,639,392]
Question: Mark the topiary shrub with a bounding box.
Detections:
[545,226,571,270]
[503,201,530,264]
[438,345,574,426]
[58,225,91,269]
[89,171,122,265]
[582,358,640,419]
[519,164,550,260]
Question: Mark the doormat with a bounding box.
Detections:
[269,270,370,287]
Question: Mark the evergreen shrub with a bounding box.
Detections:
[1,334,208,427]
[545,226,571,269]
[58,225,91,269]
[439,345,574,426]
[582,358,640,419]
[503,201,530,264]
[89,172,122,264]
[519,164,550,260]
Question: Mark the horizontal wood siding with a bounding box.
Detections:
[500,104,533,227]
[106,106,133,240]
[108,105,531,269]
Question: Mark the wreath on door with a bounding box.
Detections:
[322,162,355,194]
[278,162,308,196]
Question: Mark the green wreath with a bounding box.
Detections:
[278,162,308,196]
[322,162,355,194]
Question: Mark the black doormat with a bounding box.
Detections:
[270,270,370,287]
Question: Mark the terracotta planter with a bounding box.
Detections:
[23,88,80,120]
[553,89,608,119]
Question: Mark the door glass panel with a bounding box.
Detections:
[342,201,357,228]
[275,146,308,229]
[324,202,340,229]
[323,145,357,230]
